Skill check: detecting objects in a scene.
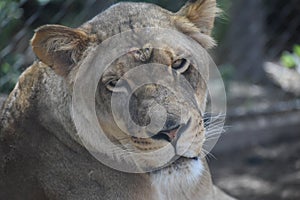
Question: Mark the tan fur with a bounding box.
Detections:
[0,1,236,199]
[174,0,221,48]
[31,25,97,76]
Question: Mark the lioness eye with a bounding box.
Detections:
[172,58,190,73]
[106,79,118,91]
[106,79,127,93]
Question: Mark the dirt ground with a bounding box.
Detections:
[210,132,300,200]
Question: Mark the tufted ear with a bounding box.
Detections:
[31,25,94,76]
[175,0,219,49]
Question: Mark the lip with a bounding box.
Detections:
[175,156,199,163]
[168,156,199,167]
[168,156,200,170]
[151,156,199,174]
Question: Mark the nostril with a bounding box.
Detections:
[151,125,180,142]
[151,132,172,142]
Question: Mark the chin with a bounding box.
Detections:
[150,156,204,189]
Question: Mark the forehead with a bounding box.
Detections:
[83,2,209,79]
[81,2,174,38]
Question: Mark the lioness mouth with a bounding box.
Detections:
[152,156,199,174]
[177,156,199,163]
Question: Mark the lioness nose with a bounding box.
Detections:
[151,125,180,142]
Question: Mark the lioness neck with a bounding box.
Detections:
[150,158,215,200]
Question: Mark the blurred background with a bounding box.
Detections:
[0,0,299,199]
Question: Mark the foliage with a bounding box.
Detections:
[0,0,24,93]
[280,44,300,73]
[213,0,232,43]
[0,54,24,93]
[0,0,23,28]
[0,0,23,50]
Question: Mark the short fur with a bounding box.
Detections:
[0,1,236,199]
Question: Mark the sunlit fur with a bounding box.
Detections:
[151,158,204,199]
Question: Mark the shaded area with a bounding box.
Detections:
[211,132,300,200]
[209,82,300,200]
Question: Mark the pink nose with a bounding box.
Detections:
[165,128,178,140]
[151,126,180,142]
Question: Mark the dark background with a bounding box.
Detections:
[1,1,300,199]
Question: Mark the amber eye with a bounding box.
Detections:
[172,58,190,73]
[106,79,118,91]
[105,78,128,93]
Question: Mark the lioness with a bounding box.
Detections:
[0,0,236,199]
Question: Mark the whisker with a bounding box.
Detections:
[202,149,216,160]
[205,135,222,139]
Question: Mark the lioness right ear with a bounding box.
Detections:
[175,0,219,49]
[31,25,94,76]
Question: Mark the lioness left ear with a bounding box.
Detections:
[175,0,219,49]
[31,25,94,76]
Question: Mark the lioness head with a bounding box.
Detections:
[31,0,218,176]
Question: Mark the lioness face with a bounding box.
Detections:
[31,0,218,173]
[96,43,206,166]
